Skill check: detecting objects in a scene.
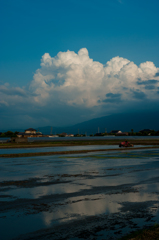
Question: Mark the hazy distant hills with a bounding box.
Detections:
[1,111,159,134]
[38,111,159,135]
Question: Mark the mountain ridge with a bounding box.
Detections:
[1,111,159,134]
[38,111,159,134]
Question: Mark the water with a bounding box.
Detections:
[0,138,10,143]
[0,135,159,143]
[28,136,159,142]
[1,148,159,239]
[0,144,150,155]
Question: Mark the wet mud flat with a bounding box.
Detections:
[1,138,159,149]
[0,145,158,158]
[1,148,159,239]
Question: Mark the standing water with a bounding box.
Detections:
[1,148,159,239]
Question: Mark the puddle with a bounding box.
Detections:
[1,148,159,239]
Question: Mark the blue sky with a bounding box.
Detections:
[0,0,159,129]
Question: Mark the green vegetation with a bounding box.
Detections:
[74,134,86,137]
[91,130,159,136]
[129,130,159,136]
[0,131,19,138]
[119,223,159,240]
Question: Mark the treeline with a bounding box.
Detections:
[93,130,159,136]
[129,130,159,136]
[0,130,159,138]
[0,131,19,138]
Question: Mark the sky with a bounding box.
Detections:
[0,0,159,130]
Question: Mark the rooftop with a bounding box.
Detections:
[25,128,37,131]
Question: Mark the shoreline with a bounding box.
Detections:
[0,146,159,158]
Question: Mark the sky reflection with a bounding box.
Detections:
[1,148,159,239]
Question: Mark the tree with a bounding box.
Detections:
[5,131,14,137]
[0,133,6,137]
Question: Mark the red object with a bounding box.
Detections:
[120,141,129,147]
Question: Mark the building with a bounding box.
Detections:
[138,129,154,136]
[25,128,37,134]
[139,129,153,133]
[116,132,129,136]
[58,132,68,137]
[94,133,104,136]
[110,130,122,134]
[17,128,43,138]
[67,134,74,137]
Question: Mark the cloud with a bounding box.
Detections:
[29,48,159,107]
[132,90,146,100]
[106,93,122,98]
[0,85,27,97]
[137,79,159,91]
[137,79,159,85]
[155,72,159,77]
[103,98,122,103]
[102,92,122,103]
[144,85,156,90]
[0,48,159,129]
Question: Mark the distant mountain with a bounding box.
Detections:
[38,111,159,135]
[1,111,158,134]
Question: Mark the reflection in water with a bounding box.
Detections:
[42,190,159,227]
[0,148,159,239]
[42,195,120,226]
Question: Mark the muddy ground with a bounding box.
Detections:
[1,148,159,239]
[1,139,159,149]
[0,146,158,158]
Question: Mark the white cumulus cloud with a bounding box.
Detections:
[0,48,159,128]
[29,48,159,106]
